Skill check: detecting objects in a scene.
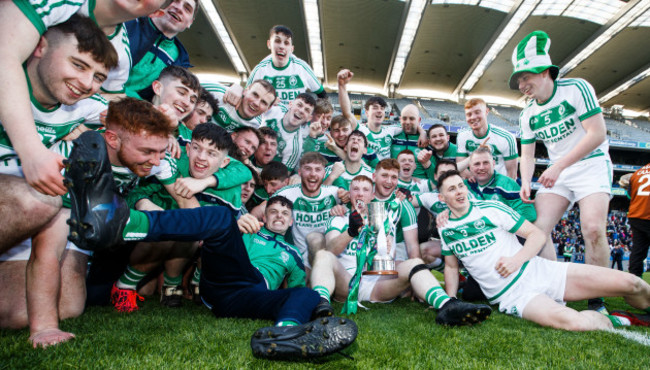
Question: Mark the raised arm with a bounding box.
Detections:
[337,69,358,130]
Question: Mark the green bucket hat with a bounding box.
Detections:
[509,30,559,90]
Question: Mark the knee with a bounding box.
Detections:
[623,274,645,295]
[0,311,28,329]
[313,249,335,265]
[581,223,605,243]
[59,301,85,320]
[21,194,61,220]
[306,232,326,256]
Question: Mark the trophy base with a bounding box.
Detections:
[362,270,398,275]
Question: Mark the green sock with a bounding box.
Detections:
[163,272,182,286]
[122,210,150,241]
[313,285,331,302]
[116,265,147,290]
[276,320,299,327]
[607,314,630,327]
[425,286,451,309]
[192,268,201,285]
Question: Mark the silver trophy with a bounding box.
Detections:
[363,201,398,275]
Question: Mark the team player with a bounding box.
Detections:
[618,163,650,277]
[456,98,518,179]
[251,127,279,173]
[178,87,219,146]
[324,130,374,191]
[417,124,457,181]
[437,170,650,330]
[263,93,316,172]
[391,105,429,179]
[247,25,326,105]
[512,31,612,313]
[397,150,435,195]
[205,80,277,132]
[310,175,492,325]
[338,69,426,161]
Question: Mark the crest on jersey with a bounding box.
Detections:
[280,251,290,263]
[289,75,298,87]
[474,219,486,230]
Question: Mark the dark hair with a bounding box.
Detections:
[299,152,328,168]
[267,195,293,211]
[198,86,219,114]
[296,93,316,108]
[248,79,277,105]
[347,130,368,148]
[191,123,233,152]
[233,126,263,145]
[261,161,289,182]
[46,14,118,70]
[106,98,174,137]
[259,126,278,142]
[435,159,457,174]
[364,96,387,111]
[437,170,462,190]
[427,123,448,137]
[269,25,293,40]
[158,65,200,94]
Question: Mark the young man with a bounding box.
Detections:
[247,25,326,105]
[64,131,357,360]
[0,16,117,348]
[391,105,429,179]
[230,126,262,165]
[456,98,518,179]
[397,150,435,195]
[250,161,290,209]
[310,175,491,325]
[206,80,276,132]
[178,87,219,146]
[619,163,650,277]
[0,0,170,198]
[151,65,200,124]
[512,31,613,313]
[251,127,279,173]
[437,170,650,331]
[324,130,374,191]
[125,0,196,99]
[338,69,426,161]
[417,124,457,181]
[467,147,536,223]
[263,93,316,172]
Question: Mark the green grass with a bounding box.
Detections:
[2,274,650,369]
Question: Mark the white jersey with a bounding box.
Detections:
[456,125,518,176]
[325,215,361,273]
[325,162,374,191]
[275,184,340,258]
[440,200,526,301]
[519,78,609,163]
[0,93,106,167]
[263,105,309,172]
[15,0,81,33]
[358,124,402,161]
[203,83,262,132]
[398,178,434,195]
[247,55,324,105]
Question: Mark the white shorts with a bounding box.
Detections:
[0,240,91,262]
[0,165,24,177]
[536,156,612,203]
[493,257,569,318]
[394,242,407,262]
[358,275,396,303]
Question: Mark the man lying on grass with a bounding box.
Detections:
[436,170,650,330]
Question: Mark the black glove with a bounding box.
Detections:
[348,210,364,237]
[396,187,412,200]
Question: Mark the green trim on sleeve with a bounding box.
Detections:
[578,107,602,122]
[520,138,536,145]
[14,0,46,34]
[503,154,519,161]
[508,215,525,234]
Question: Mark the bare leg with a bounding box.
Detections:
[163,241,198,282]
[577,193,610,268]
[533,193,569,261]
[522,294,612,331]
[310,250,353,302]
[419,239,442,265]
[26,208,74,348]
[0,174,61,253]
[0,260,28,329]
[58,249,88,320]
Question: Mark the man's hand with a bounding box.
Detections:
[288,174,301,185]
[337,69,354,86]
[495,255,523,278]
[519,182,534,204]
[619,173,633,190]
[62,124,90,141]
[329,204,347,217]
[417,133,428,148]
[396,187,413,201]
[331,161,345,176]
[174,177,212,198]
[156,103,177,123]
[417,149,433,169]
[538,164,564,189]
[348,209,364,237]
[237,213,263,234]
[309,117,323,138]
[436,209,450,229]
[167,135,181,159]
[23,148,66,196]
[223,84,243,107]
[338,188,350,204]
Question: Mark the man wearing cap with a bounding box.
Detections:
[511,30,612,313]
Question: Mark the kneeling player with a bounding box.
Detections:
[437,170,650,330]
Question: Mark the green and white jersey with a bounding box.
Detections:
[466,172,537,223]
[177,123,193,147]
[203,82,263,132]
[358,124,402,161]
[243,227,306,290]
[0,91,106,167]
[415,187,476,217]
[275,184,340,259]
[372,193,417,244]
[440,200,526,302]
[519,78,609,163]
[391,132,428,179]
[324,162,374,191]
[325,215,362,273]
[456,125,518,176]
[398,178,434,196]
[247,55,324,105]
[14,0,81,33]
[432,142,457,162]
[263,105,309,173]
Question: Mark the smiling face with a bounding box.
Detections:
[254,134,278,166]
[438,174,470,215]
[345,133,367,162]
[186,138,229,179]
[33,34,109,108]
[330,122,352,148]
[373,167,399,199]
[111,130,169,177]
[349,179,374,206]
[284,98,314,129]
[238,82,276,119]
[151,0,196,36]
[231,130,260,159]
[397,153,415,180]
[153,77,198,122]
[298,162,325,196]
[464,102,488,134]
[366,103,386,127]
[183,100,214,130]
[241,177,256,203]
[267,32,294,68]
[517,70,553,103]
[428,127,449,152]
[400,105,420,134]
[468,151,494,185]
[264,201,293,234]
[312,111,333,132]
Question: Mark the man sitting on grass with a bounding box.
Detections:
[437,170,650,330]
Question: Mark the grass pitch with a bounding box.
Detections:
[1,273,649,369]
